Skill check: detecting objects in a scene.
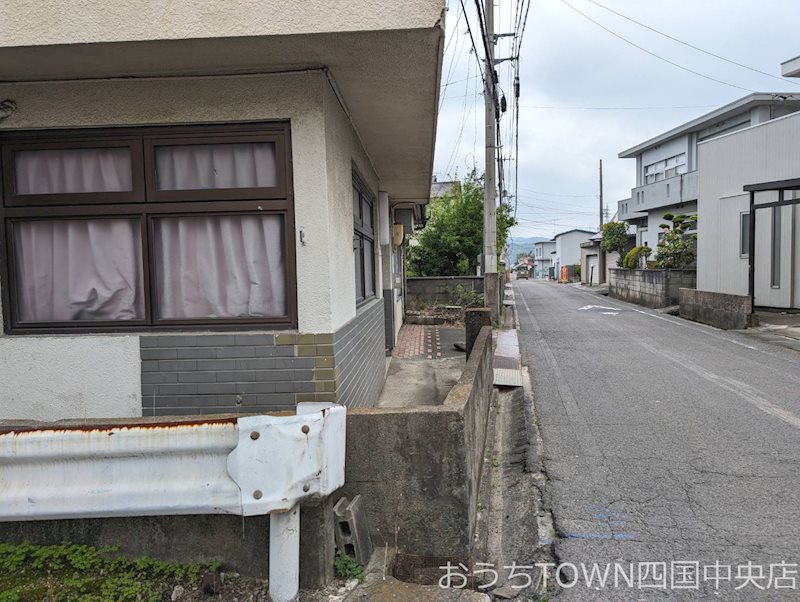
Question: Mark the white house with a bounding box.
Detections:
[698,115,800,308]
[532,239,556,279]
[554,229,595,280]
[618,93,800,252]
[0,0,446,420]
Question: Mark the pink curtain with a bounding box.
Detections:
[15,147,132,195]
[155,142,277,190]
[153,215,287,319]
[14,219,144,322]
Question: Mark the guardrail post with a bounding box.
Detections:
[269,504,301,602]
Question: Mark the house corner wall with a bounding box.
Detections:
[323,78,386,408]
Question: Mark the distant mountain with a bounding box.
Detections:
[507,236,550,263]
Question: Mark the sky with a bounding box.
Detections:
[432,0,800,242]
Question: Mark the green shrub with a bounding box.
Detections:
[450,283,483,308]
[623,245,652,269]
[655,213,698,268]
[334,550,365,583]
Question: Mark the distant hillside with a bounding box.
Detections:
[508,236,549,263]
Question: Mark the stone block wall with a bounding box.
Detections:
[406,276,484,307]
[608,268,696,308]
[679,288,756,330]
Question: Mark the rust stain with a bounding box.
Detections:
[0,417,239,437]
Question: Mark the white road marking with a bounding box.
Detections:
[578,305,619,312]
[601,312,619,316]
[640,342,800,431]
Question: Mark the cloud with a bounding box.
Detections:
[434,0,800,237]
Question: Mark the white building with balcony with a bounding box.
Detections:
[618,93,800,251]
[532,239,556,279]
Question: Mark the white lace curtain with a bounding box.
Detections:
[153,215,287,319]
[15,147,132,195]
[13,143,286,323]
[155,142,277,190]
[15,218,144,322]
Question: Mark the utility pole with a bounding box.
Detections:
[598,159,606,285]
[483,0,499,324]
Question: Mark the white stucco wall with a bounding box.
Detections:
[0,71,332,333]
[0,70,376,419]
[322,82,382,332]
[0,335,141,421]
[555,231,594,271]
[698,111,800,307]
[0,0,444,48]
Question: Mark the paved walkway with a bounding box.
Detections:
[377,325,466,407]
[516,280,800,600]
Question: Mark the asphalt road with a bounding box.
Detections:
[515,279,800,600]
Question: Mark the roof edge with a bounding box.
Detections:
[618,92,800,159]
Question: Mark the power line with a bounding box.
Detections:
[517,187,597,198]
[458,0,487,90]
[519,104,717,110]
[584,0,800,88]
[558,0,755,93]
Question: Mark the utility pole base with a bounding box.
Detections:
[484,272,500,326]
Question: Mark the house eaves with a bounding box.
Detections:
[554,228,596,239]
[782,55,800,78]
[618,93,800,159]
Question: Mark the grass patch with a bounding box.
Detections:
[333,550,365,583]
[0,542,220,602]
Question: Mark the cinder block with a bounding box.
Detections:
[333,495,373,566]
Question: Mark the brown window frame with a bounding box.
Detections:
[1,138,145,206]
[352,171,376,306]
[0,122,297,335]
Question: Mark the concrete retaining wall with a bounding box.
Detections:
[608,268,696,308]
[679,288,756,330]
[341,325,494,558]
[406,276,484,307]
[0,326,495,583]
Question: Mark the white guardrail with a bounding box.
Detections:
[0,402,347,602]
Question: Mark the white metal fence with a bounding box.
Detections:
[0,402,347,602]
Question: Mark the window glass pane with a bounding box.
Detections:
[353,187,362,225]
[741,213,751,255]
[154,142,277,191]
[15,147,132,195]
[364,238,375,297]
[771,207,781,287]
[354,236,363,301]
[153,214,286,319]
[14,218,143,322]
[362,201,373,231]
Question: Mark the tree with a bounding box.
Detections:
[599,221,630,267]
[655,213,698,268]
[407,170,516,276]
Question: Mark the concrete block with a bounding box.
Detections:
[333,495,373,566]
[465,308,491,357]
